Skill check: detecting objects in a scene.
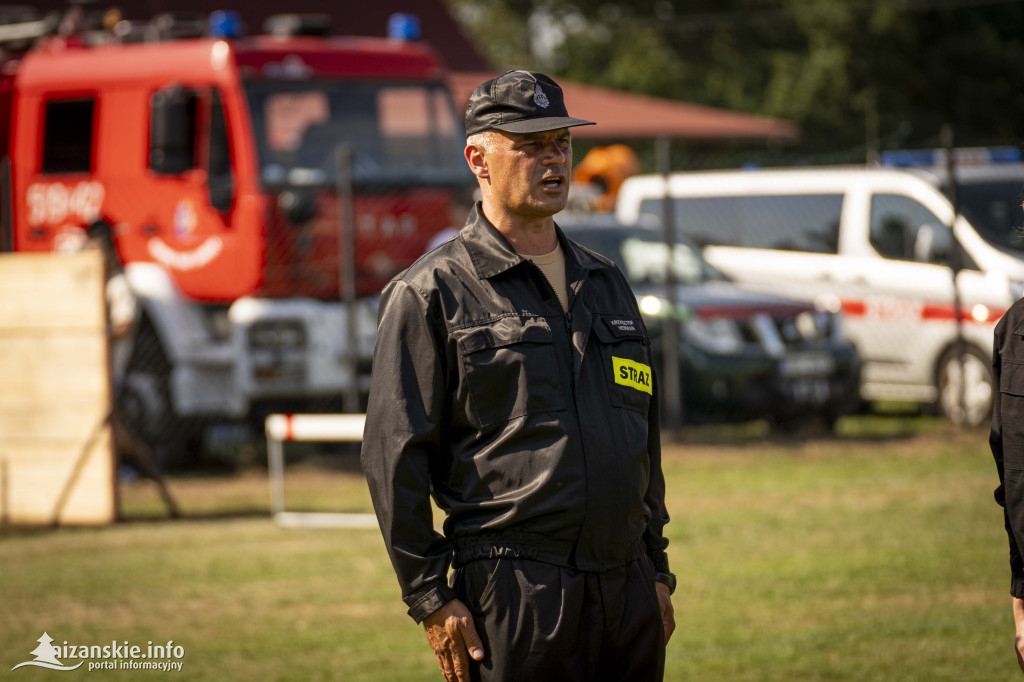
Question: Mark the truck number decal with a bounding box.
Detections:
[27,181,105,227]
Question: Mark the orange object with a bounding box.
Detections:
[572,144,639,211]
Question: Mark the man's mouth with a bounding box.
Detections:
[541,176,564,190]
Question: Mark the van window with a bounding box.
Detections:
[958,180,1024,254]
[638,194,843,253]
[870,194,952,265]
[42,99,94,174]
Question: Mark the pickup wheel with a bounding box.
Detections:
[936,345,993,428]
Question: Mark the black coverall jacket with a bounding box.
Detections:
[361,204,672,623]
[992,297,1024,597]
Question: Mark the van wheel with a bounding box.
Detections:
[936,346,993,428]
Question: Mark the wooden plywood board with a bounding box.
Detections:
[2,431,113,524]
[0,252,106,331]
[0,335,108,410]
[0,251,115,525]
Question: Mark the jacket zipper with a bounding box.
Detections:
[562,277,595,569]
[531,260,586,568]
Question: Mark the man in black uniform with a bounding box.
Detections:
[361,70,675,682]
[991,293,1024,672]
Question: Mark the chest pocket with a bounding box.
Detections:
[1001,360,1024,397]
[456,316,566,428]
[999,360,1024,471]
[591,314,652,415]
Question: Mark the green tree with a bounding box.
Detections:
[446,0,1024,162]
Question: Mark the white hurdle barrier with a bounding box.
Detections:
[265,413,377,528]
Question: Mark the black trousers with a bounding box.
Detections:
[451,556,666,682]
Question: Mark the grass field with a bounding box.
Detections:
[1,417,1017,681]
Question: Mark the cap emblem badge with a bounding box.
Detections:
[533,84,550,109]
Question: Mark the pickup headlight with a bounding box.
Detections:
[638,295,691,321]
[639,295,665,317]
[247,320,307,350]
[682,318,744,356]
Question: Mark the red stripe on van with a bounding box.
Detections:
[840,299,1004,323]
[920,304,1006,323]
[840,300,866,317]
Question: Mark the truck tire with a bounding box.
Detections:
[936,345,993,428]
[117,316,202,470]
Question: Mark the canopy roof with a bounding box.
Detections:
[449,72,798,141]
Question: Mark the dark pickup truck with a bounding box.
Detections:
[560,216,862,428]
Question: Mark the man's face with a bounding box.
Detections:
[482,128,573,219]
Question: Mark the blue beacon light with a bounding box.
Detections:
[388,13,421,41]
[209,10,242,39]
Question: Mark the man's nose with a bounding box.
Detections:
[542,142,566,164]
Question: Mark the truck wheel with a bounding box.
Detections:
[936,346,993,428]
[119,371,167,444]
[117,317,202,470]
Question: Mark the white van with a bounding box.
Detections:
[616,158,1024,426]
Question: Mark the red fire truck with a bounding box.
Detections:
[0,10,472,460]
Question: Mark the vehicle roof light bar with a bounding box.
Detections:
[880,147,1022,168]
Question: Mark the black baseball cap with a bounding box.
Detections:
[464,70,596,137]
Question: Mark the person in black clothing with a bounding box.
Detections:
[361,70,675,682]
[992,291,1024,673]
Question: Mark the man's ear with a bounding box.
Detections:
[465,143,489,180]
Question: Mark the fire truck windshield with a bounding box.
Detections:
[244,80,468,187]
[956,180,1024,254]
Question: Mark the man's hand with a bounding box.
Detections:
[656,582,675,644]
[1013,596,1024,673]
[422,599,485,682]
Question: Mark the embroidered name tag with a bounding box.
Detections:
[612,357,652,395]
[607,318,640,336]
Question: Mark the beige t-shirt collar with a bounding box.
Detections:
[527,242,568,312]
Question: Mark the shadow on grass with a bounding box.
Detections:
[674,412,957,447]
[117,508,272,524]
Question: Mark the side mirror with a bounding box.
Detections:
[150,87,196,175]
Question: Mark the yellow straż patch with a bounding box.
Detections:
[612,356,652,395]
